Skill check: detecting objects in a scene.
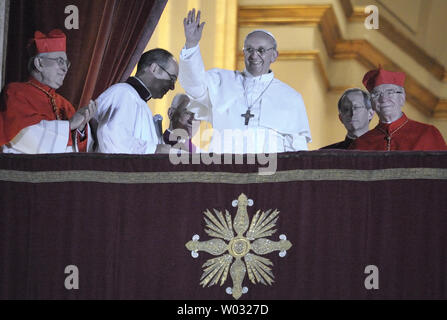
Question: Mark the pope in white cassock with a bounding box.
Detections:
[179,9,311,154]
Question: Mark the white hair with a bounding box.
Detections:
[170,93,190,110]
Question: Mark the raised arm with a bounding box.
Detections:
[179,9,213,120]
[184,8,205,49]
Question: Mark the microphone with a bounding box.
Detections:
[153,114,163,142]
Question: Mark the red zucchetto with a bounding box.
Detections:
[28,29,66,55]
[362,68,406,92]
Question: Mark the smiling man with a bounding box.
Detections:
[0,29,96,153]
[349,68,447,151]
[179,9,311,154]
[94,48,179,154]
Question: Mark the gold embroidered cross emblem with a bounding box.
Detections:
[186,193,292,300]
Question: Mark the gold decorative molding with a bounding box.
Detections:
[277,51,330,90]
[434,100,447,119]
[238,50,331,90]
[239,5,330,26]
[237,4,447,119]
[340,0,447,83]
[239,5,341,57]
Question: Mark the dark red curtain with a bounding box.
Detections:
[1,151,446,299]
[5,0,167,108]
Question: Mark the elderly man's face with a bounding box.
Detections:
[370,84,405,123]
[148,58,179,99]
[339,91,373,136]
[171,99,194,135]
[244,32,278,77]
[37,51,69,89]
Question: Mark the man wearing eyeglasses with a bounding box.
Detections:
[93,48,179,154]
[349,68,446,151]
[321,88,374,149]
[0,29,97,153]
[179,9,311,153]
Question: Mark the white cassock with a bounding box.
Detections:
[179,45,311,154]
[2,121,93,154]
[94,83,158,154]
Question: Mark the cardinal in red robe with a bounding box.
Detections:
[0,29,96,153]
[349,68,447,151]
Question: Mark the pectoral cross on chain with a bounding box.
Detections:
[241,109,254,125]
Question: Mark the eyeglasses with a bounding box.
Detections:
[40,57,71,69]
[341,106,367,116]
[157,64,177,83]
[370,89,403,100]
[243,47,275,56]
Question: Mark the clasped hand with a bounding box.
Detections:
[69,100,98,131]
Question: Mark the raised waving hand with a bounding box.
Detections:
[184,8,205,49]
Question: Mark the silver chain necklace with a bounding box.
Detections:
[241,72,274,125]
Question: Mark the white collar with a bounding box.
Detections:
[243,69,275,82]
[134,76,152,99]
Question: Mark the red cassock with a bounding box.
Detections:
[349,113,447,151]
[0,78,87,152]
